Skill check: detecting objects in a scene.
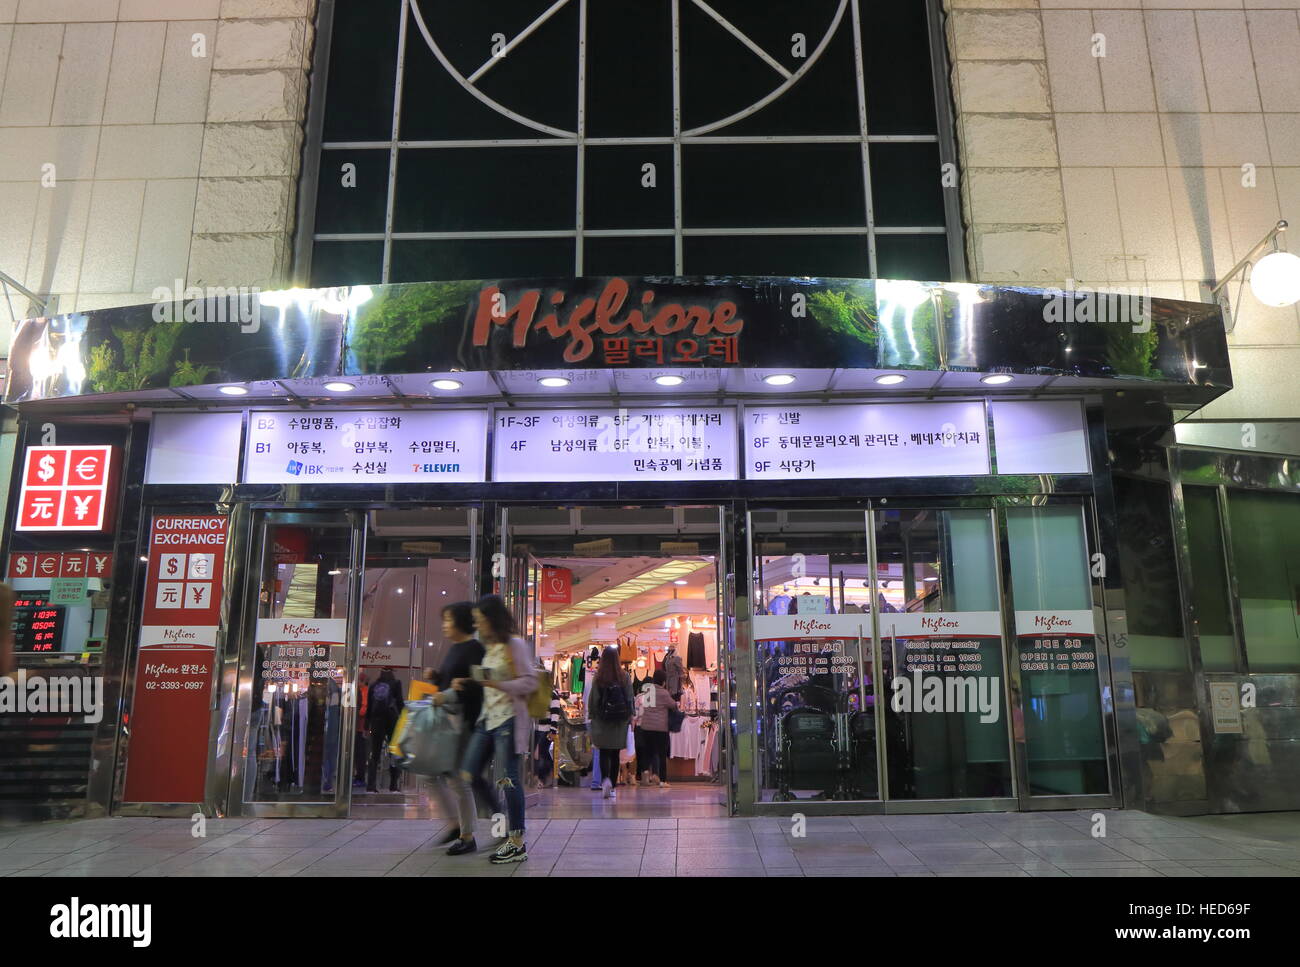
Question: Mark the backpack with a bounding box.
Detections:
[598,683,629,721]
[372,680,396,713]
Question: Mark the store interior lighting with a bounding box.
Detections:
[542,558,713,631]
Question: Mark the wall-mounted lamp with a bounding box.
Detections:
[1207,219,1300,332]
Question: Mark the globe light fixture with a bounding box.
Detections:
[1250,250,1300,308]
[1208,219,1298,331]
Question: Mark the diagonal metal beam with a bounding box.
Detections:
[469,0,572,84]
[690,0,792,80]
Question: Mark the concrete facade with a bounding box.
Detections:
[0,0,316,348]
[946,0,1300,420]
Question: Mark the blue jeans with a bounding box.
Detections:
[460,718,525,834]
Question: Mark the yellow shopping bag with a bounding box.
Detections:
[389,680,440,756]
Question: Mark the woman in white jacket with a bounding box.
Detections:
[449,594,537,864]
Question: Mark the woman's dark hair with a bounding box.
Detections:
[594,645,623,688]
[652,669,666,686]
[474,594,518,643]
[441,601,475,637]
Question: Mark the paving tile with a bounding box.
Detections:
[1146,841,1257,861]
[911,846,1007,867]
[937,868,1030,877]
[1062,867,1167,877]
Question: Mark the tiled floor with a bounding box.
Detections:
[4,790,1300,877]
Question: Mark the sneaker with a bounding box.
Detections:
[490,841,527,864]
[601,778,612,799]
[438,827,460,845]
[446,837,477,856]
[609,786,617,801]
[658,779,670,789]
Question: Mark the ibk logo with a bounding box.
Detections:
[1034,614,1074,632]
[16,445,116,531]
[920,616,960,633]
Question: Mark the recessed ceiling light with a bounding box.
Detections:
[874,374,907,386]
[923,576,938,582]
[980,374,1013,385]
[654,374,685,386]
[673,579,688,585]
[219,385,248,396]
[323,380,355,392]
[593,611,607,616]
[538,376,570,387]
[763,373,796,386]
[430,378,462,391]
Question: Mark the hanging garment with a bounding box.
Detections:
[619,635,637,663]
[686,632,706,670]
[768,594,791,615]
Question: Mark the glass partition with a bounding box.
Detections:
[1006,506,1108,796]
[875,508,1012,799]
[1183,486,1237,672]
[1225,489,1300,672]
[750,510,876,802]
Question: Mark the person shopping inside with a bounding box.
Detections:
[588,645,632,801]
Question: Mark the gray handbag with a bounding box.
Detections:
[397,697,463,777]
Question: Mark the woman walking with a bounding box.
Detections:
[449,594,535,864]
[635,670,678,787]
[588,645,632,800]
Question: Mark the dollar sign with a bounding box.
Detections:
[167,558,178,575]
[14,557,29,575]
[37,454,56,481]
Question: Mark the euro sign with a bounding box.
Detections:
[74,455,99,480]
[37,454,56,481]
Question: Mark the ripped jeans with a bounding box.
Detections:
[460,718,525,834]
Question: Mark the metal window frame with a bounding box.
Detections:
[295,0,964,285]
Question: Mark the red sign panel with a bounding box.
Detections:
[15,445,117,531]
[8,550,114,581]
[122,515,229,804]
[540,566,572,604]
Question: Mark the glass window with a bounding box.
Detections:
[1006,506,1109,796]
[876,509,1012,799]
[310,0,958,281]
[1183,486,1237,672]
[1225,489,1300,672]
[751,510,877,802]
[1113,476,1188,672]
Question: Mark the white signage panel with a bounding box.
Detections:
[244,410,488,484]
[492,407,738,482]
[752,614,870,640]
[745,401,989,480]
[880,611,1003,639]
[146,412,243,484]
[1209,681,1242,734]
[991,400,1090,475]
[1013,610,1096,636]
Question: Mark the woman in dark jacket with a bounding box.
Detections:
[588,645,631,800]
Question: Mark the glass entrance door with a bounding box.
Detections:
[874,508,1014,801]
[742,499,1115,812]
[230,511,365,817]
[1003,504,1114,805]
